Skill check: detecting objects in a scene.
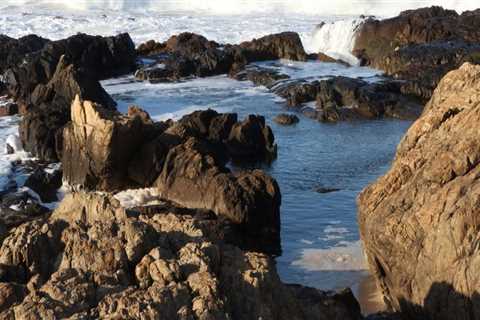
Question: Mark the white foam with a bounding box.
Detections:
[292,240,368,271]
[306,18,365,66]
[5,134,23,153]
[114,188,163,208]
[0,0,477,17]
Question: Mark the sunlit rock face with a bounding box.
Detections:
[358,63,480,320]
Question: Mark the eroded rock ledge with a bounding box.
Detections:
[358,62,480,319]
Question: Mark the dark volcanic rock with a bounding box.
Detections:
[358,63,480,319]
[373,41,480,100]
[273,77,423,122]
[314,77,423,121]
[0,34,50,74]
[274,113,300,125]
[19,55,116,162]
[353,6,480,66]
[232,65,290,88]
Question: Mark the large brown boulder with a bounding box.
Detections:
[358,63,480,320]
[154,137,281,250]
[0,191,363,319]
[62,97,156,191]
[238,32,308,62]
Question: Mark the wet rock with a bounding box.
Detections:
[0,103,18,117]
[136,39,167,56]
[62,96,154,191]
[5,144,14,155]
[232,65,290,88]
[273,76,423,121]
[227,115,277,161]
[0,34,50,74]
[358,63,480,319]
[314,187,340,194]
[24,168,62,203]
[274,113,300,125]
[374,40,480,100]
[309,52,350,66]
[0,191,363,319]
[274,80,322,106]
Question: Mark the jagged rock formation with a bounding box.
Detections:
[62,98,280,251]
[271,76,423,121]
[353,6,480,99]
[135,32,307,82]
[63,98,277,192]
[0,32,136,161]
[19,55,117,161]
[0,191,363,319]
[358,63,480,320]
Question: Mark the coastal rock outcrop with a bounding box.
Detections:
[0,191,363,319]
[273,77,423,121]
[358,62,480,319]
[353,6,480,99]
[154,137,281,249]
[135,32,307,82]
[3,32,136,102]
[0,34,49,74]
[62,99,277,190]
[19,56,116,161]
[62,97,156,191]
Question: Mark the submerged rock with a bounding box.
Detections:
[0,191,364,319]
[274,113,300,125]
[358,63,480,319]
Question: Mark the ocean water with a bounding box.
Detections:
[0,0,466,300]
[101,60,411,292]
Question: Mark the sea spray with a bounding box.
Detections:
[1,0,477,16]
[305,18,366,65]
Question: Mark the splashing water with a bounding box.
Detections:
[305,18,366,65]
[0,0,477,16]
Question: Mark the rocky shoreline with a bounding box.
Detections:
[0,5,479,319]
